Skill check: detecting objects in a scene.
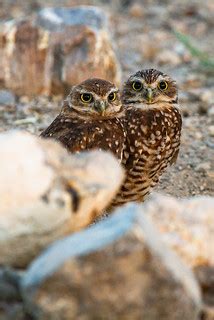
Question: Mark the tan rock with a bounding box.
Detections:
[202,306,214,320]
[156,49,181,66]
[201,89,214,104]
[21,205,201,320]
[145,194,214,269]
[0,131,124,267]
[129,2,145,18]
[208,125,214,137]
[145,194,214,318]
[1,6,121,96]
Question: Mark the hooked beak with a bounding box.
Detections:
[146,88,153,104]
[95,100,107,115]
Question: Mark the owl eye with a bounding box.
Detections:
[158,81,168,91]
[108,92,116,102]
[132,81,143,91]
[80,93,93,103]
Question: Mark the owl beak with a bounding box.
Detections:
[95,100,107,115]
[146,88,153,103]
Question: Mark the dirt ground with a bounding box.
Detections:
[0,0,214,199]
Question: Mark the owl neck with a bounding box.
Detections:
[125,101,179,112]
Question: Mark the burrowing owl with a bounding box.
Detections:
[40,78,125,161]
[108,69,182,210]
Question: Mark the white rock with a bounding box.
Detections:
[0,131,124,267]
[208,125,214,137]
[208,105,214,117]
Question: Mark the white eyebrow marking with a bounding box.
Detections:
[129,77,144,84]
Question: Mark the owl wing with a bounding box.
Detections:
[57,126,88,153]
[40,114,70,139]
[40,114,88,153]
[170,148,179,165]
[170,109,182,165]
[41,116,125,159]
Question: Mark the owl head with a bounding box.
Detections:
[122,69,178,107]
[67,78,123,118]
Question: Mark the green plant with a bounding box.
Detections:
[174,31,214,69]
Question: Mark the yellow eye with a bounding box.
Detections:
[132,81,143,91]
[80,93,93,103]
[108,92,116,102]
[158,81,168,91]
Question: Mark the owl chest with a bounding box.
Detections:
[84,119,125,159]
[126,108,181,169]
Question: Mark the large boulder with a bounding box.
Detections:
[0,131,124,267]
[18,205,201,320]
[1,6,121,96]
[144,193,214,320]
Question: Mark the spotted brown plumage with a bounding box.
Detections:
[108,69,182,211]
[40,78,126,161]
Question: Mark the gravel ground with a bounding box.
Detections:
[0,0,214,199]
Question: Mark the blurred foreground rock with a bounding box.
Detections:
[0,131,124,267]
[1,195,214,319]
[144,194,214,320]
[0,6,121,96]
[145,194,214,269]
[7,205,200,320]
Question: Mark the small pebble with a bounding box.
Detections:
[14,117,38,125]
[207,171,214,178]
[198,103,209,115]
[129,2,144,18]
[195,132,202,140]
[156,50,181,66]
[208,125,214,137]
[201,90,214,104]
[19,96,30,104]
[208,105,214,117]
[195,162,211,172]
[0,90,15,106]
